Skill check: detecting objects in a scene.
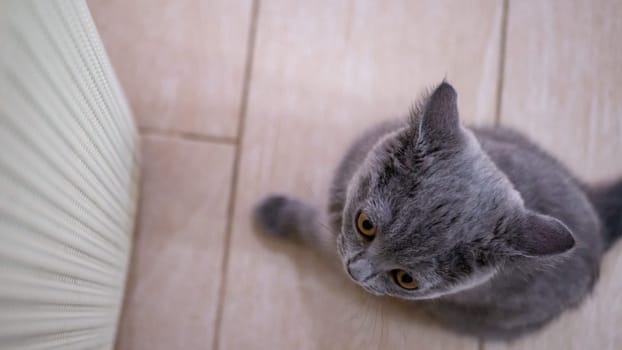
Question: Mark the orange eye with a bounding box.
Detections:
[393,270,418,290]
[356,211,376,238]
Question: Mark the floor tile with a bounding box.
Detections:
[499,0,622,181]
[88,0,253,138]
[488,1,622,349]
[116,135,234,350]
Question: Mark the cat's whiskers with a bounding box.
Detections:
[377,301,387,350]
[368,298,379,347]
[372,298,386,350]
[357,293,375,339]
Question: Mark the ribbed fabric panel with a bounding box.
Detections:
[0,1,139,349]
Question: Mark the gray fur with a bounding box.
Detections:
[254,82,622,339]
[588,179,622,249]
[254,195,334,254]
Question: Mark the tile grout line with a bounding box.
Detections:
[494,0,510,126]
[139,127,237,145]
[211,0,261,349]
[483,1,509,348]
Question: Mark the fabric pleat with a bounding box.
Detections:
[0,1,139,349]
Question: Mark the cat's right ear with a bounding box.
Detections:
[505,211,576,257]
[419,82,462,144]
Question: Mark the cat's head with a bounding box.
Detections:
[336,82,575,300]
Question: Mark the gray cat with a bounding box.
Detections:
[254,82,622,339]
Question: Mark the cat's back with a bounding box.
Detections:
[472,126,603,306]
[472,127,600,240]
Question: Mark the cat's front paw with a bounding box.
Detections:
[253,194,292,238]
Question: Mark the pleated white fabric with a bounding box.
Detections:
[0,1,139,349]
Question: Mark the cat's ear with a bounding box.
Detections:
[506,211,575,257]
[421,81,461,143]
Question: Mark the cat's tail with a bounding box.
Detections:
[588,179,622,250]
[253,194,337,255]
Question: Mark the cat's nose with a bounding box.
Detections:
[346,258,374,282]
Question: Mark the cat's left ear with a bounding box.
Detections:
[505,211,576,257]
[420,81,462,144]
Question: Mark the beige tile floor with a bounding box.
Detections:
[89,0,622,349]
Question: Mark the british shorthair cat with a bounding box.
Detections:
[254,82,622,339]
